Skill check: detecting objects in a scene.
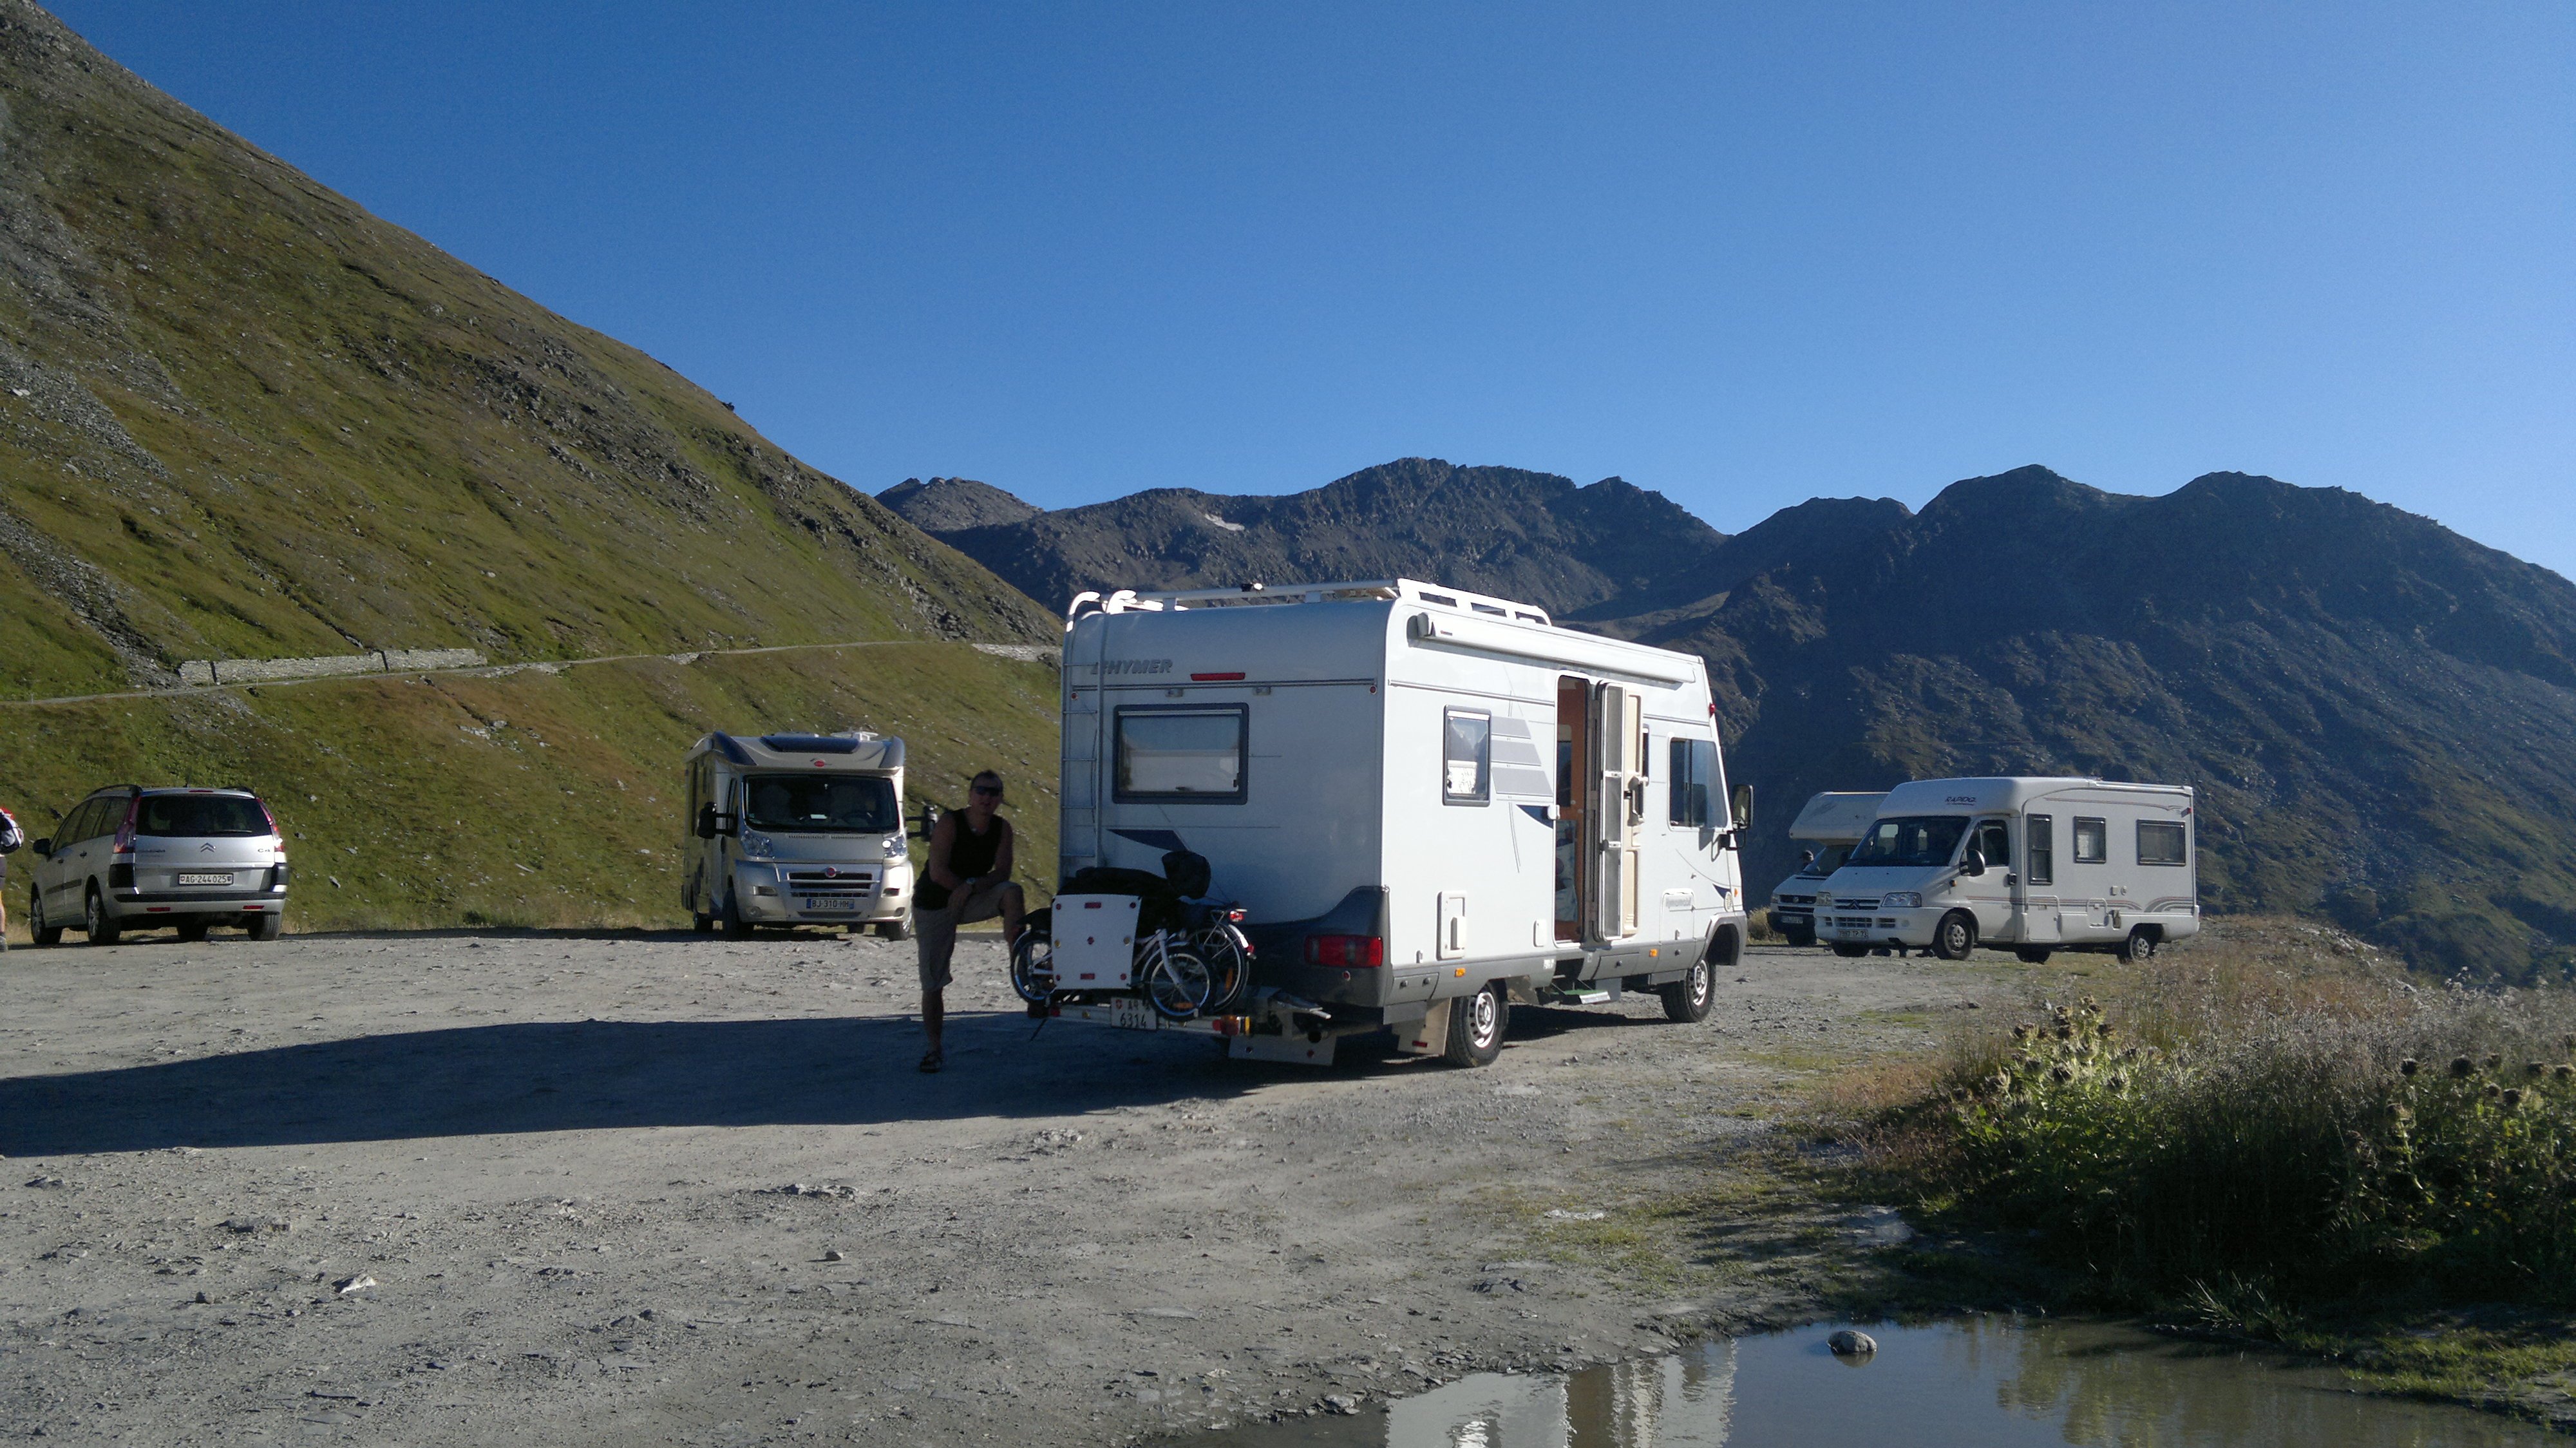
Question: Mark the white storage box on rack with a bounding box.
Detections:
[1051,895,1142,989]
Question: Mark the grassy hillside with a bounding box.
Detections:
[0,0,1046,705]
[0,643,1061,935]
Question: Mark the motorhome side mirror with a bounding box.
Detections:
[910,802,940,840]
[1962,849,1987,877]
[694,805,717,841]
[1730,784,1754,832]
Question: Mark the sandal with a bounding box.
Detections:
[918,1051,943,1074]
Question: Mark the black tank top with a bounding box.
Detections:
[923,814,1008,909]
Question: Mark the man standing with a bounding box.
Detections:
[0,804,19,951]
[912,770,1024,1073]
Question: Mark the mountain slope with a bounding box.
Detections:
[0,0,1045,703]
[878,457,1738,621]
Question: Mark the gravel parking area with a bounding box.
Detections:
[0,928,2017,1445]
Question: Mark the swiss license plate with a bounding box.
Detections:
[802,897,858,912]
[1107,995,1160,1031]
[178,872,233,886]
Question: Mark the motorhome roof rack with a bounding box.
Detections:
[1065,578,1553,629]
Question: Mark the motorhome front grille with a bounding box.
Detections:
[1776,893,1815,906]
[1825,915,1900,930]
[784,870,876,895]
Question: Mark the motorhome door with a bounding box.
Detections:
[1591,681,1642,941]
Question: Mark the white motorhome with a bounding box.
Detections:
[1814,776,2199,963]
[1056,579,1752,1065]
[680,732,912,938]
[1767,790,1886,946]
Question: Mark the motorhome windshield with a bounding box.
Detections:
[1848,815,1970,869]
[1795,843,1853,877]
[741,774,898,834]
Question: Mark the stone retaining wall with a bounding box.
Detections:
[176,648,488,687]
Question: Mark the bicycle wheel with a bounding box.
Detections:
[1009,913,1057,1004]
[1141,937,1213,1022]
[1194,925,1252,1013]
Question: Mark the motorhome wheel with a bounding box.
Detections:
[2014,946,2054,964]
[1830,942,1868,958]
[1785,927,1815,948]
[1443,984,1507,1067]
[29,888,62,947]
[692,913,715,933]
[1660,953,1715,1024]
[875,913,913,941]
[1932,911,1976,961]
[721,893,754,939]
[2119,927,2159,964]
[83,888,120,946]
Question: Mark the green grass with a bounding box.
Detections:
[0,643,1063,934]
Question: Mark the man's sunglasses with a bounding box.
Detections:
[971,785,1004,797]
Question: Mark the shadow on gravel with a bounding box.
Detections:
[0,1011,1276,1154]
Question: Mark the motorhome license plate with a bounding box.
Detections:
[1107,996,1159,1031]
[178,872,233,886]
[802,897,857,912]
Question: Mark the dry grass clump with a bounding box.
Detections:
[1853,919,2576,1306]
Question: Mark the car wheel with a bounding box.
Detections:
[84,888,121,946]
[721,893,753,939]
[30,889,64,948]
[1441,983,1508,1067]
[247,913,281,941]
[1931,911,1976,961]
[2014,946,2054,964]
[2119,927,2159,964]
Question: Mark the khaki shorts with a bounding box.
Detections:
[914,877,1018,993]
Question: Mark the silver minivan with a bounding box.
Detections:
[27,786,290,944]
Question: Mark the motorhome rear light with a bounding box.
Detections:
[1190,672,1245,681]
[1305,934,1383,967]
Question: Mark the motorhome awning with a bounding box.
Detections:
[1405,611,1693,685]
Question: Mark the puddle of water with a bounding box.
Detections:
[1217,1315,2556,1447]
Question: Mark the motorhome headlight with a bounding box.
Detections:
[1882,891,1921,909]
[883,835,907,859]
[739,830,775,861]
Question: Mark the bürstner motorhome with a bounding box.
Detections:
[681,732,911,938]
[1767,790,1885,946]
[1056,579,1752,1065]
[1814,776,2199,963]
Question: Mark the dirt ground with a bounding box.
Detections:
[0,926,2034,1445]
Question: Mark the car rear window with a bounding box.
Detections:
[137,795,270,838]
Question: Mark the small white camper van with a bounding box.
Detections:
[1768,790,1886,946]
[1056,579,1752,1065]
[1814,776,2199,963]
[680,732,912,938]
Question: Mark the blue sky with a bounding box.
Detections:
[52,2,2576,578]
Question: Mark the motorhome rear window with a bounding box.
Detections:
[741,774,898,834]
[2137,820,2188,866]
[1115,707,1247,803]
[137,795,269,838]
[2073,817,2108,864]
[1848,815,1969,869]
[1667,737,1718,826]
[1443,709,1490,803]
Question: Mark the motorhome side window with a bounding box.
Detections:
[2026,815,2054,885]
[1972,819,2010,868]
[1443,709,1490,804]
[2073,817,2107,864]
[1667,737,1718,826]
[2137,820,2188,866]
[1114,705,1249,803]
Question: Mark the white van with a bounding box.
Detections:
[1815,776,2199,963]
[1056,578,1753,1065]
[681,732,912,938]
[1767,790,1885,946]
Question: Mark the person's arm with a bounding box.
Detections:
[990,819,1016,886]
[925,812,962,891]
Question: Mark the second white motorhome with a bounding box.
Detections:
[1054,578,1754,1065]
[1767,790,1885,946]
[1814,776,2200,963]
[680,731,912,938]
